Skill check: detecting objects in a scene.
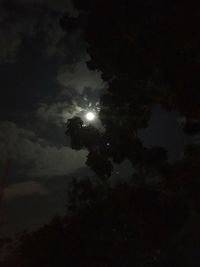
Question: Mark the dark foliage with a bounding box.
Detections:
[64,0,200,179]
[3,149,200,267]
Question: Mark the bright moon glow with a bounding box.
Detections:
[85,112,95,121]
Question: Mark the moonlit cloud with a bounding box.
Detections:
[0,121,87,178]
[26,144,87,177]
[36,101,83,126]
[57,61,104,94]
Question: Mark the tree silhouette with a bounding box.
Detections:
[2,144,200,266]
[2,167,196,266]
[69,0,200,124]
[64,0,200,179]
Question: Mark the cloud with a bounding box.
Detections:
[0,0,76,63]
[35,67,104,126]
[0,0,103,123]
[26,143,87,177]
[35,101,83,126]
[0,121,87,177]
[57,61,104,94]
[3,181,47,201]
[0,121,36,160]
[0,5,36,63]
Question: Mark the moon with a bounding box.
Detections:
[85,112,96,121]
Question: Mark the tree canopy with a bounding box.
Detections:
[65,0,200,179]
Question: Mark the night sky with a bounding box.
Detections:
[0,0,102,236]
[0,1,200,266]
[0,0,196,237]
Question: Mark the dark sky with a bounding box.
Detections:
[0,0,103,236]
[0,0,195,237]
